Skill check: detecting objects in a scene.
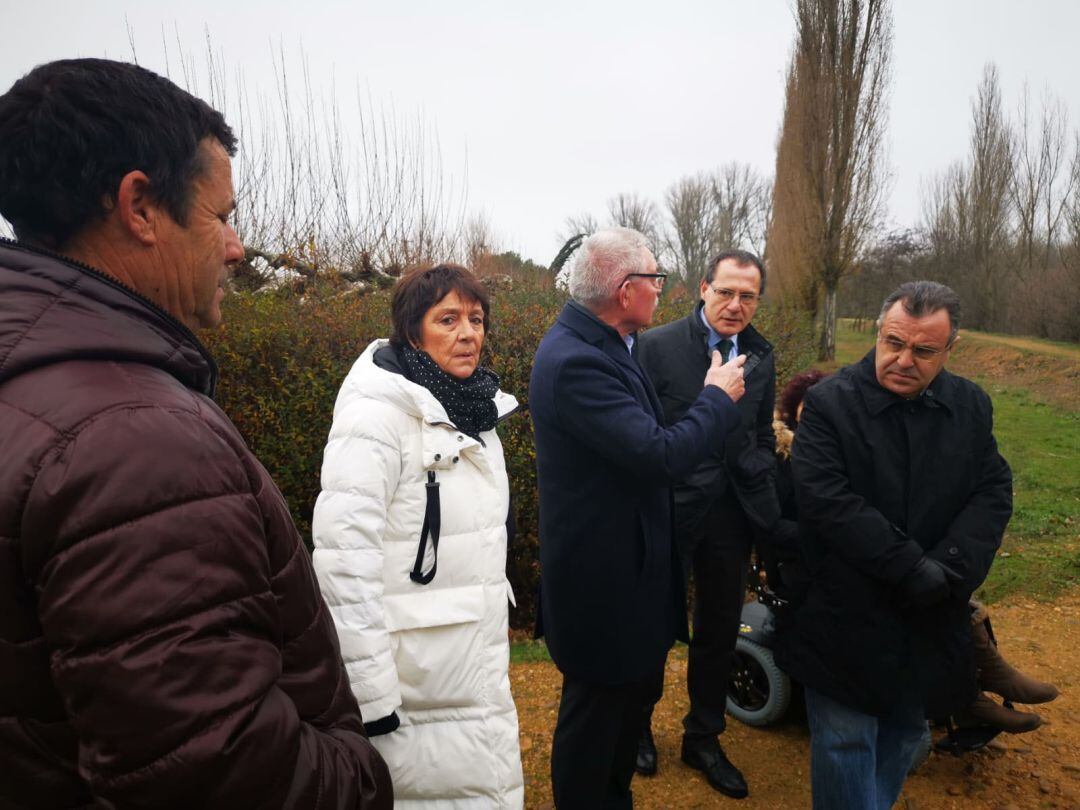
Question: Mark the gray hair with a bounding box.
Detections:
[877,281,962,343]
[568,227,650,308]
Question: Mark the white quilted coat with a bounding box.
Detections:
[312,340,524,809]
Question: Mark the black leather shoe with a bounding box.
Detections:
[634,724,658,776]
[680,738,748,799]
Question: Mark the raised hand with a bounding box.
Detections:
[704,351,746,402]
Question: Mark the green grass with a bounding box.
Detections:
[510,639,552,664]
[831,322,1080,603]
[969,383,1080,602]
[510,638,690,665]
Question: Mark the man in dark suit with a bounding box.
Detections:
[530,227,747,809]
[635,249,778,799]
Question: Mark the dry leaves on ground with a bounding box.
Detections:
[513,589,1080,809]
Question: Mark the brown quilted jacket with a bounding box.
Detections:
[0,240,392,809]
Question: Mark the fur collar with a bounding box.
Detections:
[774,419,794,459]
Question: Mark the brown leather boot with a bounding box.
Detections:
[972,617,1060,704]
[956,692,1043,734]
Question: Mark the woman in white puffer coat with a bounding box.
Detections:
[313,265,524,808]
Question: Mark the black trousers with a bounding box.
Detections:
[551,672,652,810]
[644,491,753,740]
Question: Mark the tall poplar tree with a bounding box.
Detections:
[767,0,892,360]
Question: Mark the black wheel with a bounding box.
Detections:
[726,636,792,727]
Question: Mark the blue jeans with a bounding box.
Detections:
[805,687,927,810]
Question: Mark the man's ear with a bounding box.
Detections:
[699,279,710,301]
[114,170,160,246]
[946,333,961,354]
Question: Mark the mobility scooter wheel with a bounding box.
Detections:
[726,636,792,727]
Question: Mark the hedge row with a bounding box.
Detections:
[203,278,816,628]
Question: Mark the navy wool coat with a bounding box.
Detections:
[530,302,740,685]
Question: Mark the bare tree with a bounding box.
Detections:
[558,212,600,245]
[664,173,715,281]
[918,67,1014,330]
[148,34,469,287]
[1010,86,1073,275]
[1056,134,1080,295]
[606,193,665,262]
[464,212,498,270]
[712,163,772,257]
[664,164,771,281]
[922,162,965,258]
[965,64,1014,328]
[766,0,893,360]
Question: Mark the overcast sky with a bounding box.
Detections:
[3,0,1079,264]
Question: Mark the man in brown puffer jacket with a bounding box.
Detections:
[0,59,392,809]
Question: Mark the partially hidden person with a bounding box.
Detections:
[635,249,780,799]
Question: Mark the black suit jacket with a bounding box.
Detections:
[530,301,740,684]
[637,302,780,547]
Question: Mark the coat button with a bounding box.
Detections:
[452,456,459,463]
[948,546,959,556]
[434,453,441,461]
[457,435,464,442]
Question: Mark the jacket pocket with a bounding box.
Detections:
[383,585,487,710]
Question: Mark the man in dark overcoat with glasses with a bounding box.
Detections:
[778,281,1012,809]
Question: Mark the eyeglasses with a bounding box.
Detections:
[877,333,950,361]
[622,272,667,290]
[707,286,760,306]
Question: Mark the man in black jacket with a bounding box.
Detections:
[636,249,778,799]
[778,281,1012,809]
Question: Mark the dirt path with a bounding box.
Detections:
[959,330,1080,362]
[512,588,1080,808]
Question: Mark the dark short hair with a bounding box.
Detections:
[878,281,962,343]
[704,249,766,293]
[0,58,236,249]
[390,264,491,349]
[779,369,829,430]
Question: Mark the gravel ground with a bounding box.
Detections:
[512,588,1080,809]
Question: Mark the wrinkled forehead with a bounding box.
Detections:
[880,301,952,343]
[709,259,762,289]
[430,288,484,312]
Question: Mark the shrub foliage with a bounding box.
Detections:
[204,278,815,628]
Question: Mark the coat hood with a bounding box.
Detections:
[0,240,216,395]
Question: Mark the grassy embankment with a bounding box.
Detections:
[512,324,1080,662]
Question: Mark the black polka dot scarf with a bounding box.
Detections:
[398,344,499,439]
